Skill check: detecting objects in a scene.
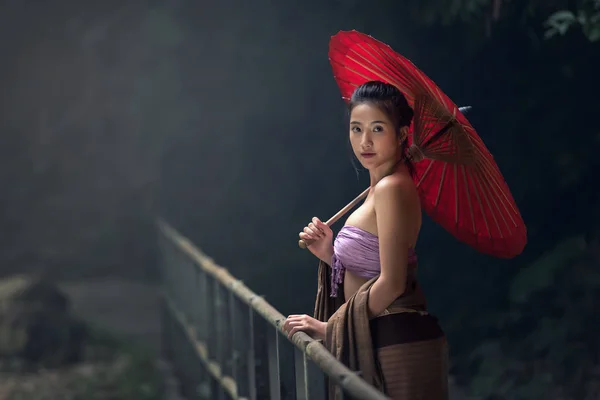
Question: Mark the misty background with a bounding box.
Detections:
[1,0,599,398]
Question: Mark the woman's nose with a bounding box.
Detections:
[361,133,373,148]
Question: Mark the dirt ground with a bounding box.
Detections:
[0,277,178,400]
[59,278,187,399]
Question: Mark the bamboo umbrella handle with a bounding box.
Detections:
[298,187,370,249]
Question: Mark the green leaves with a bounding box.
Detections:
[508,236,586,304]
[463,233,600,399]
[399,0,600,43]
[544,1,600,41]
[544,10,579,38]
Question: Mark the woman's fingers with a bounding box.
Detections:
[299,231,312,240]
[284,315,304,327]
[300,228,314,239]
[287,325,304,340]
[284,315,303,326]
[313,217,330,234]
[308,217,325,233]
[302,227,319,240]
[308,223,324,238]
[283,317,300,338]
[285,320,307,339]
[300,226,322,240]
[284,314,321,340]
[298,217,330,242]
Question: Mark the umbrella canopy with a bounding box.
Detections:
[329,30,527,258]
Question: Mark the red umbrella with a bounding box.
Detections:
[328,30,527,258]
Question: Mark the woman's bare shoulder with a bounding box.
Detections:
[373,171,417,198]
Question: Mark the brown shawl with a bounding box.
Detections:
[313,260,385,398]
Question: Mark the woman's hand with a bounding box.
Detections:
[299,217,334,263]
[283,314,327,341]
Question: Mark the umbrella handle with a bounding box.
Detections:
[298,187,370,249]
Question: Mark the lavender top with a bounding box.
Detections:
[330,225,417,298]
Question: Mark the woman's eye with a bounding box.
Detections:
[351,126,361,133]
[373,125,383,132]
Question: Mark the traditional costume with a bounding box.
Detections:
[314,226,449,399]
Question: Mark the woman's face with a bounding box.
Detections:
[349,103,403,170]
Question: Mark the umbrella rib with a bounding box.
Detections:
[461,146,520,231]
[474,165,514,234]
[346,44,408,92]
[416,97,449,148]
[468,157,516,225]
[416,160,435,188]
[427,142,456,155]
[418,78,452,123]
[415,96,437,146]
[467,131,486,147]
[487,186,514,235]
[475,155,520,221]
[414,96,432,146]
[477,165,519,228]
[454,163,459,225]
[473,167,504,238]
[337,62,382,88]
[466,167,491,237]
[337,44,398,86]
[344,54,403,94]
[368,44,424,104]
[364,43,409,85]
[435,163,447,207]
[471,147,511,191]
[461,164,477,232]
[364,41,419,96]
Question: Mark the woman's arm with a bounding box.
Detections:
[318,246,335,265]
[299,217,335,264]
[367,175,420,318]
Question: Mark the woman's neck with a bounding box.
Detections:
[369,156,406,186]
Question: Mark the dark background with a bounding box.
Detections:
[1,0,599,398]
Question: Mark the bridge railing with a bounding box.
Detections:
[157,220,389,400]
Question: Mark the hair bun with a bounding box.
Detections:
[349,81,414,130]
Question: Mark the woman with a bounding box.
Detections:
[283,80,448,399]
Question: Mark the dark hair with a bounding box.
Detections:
[348,81,414,133]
